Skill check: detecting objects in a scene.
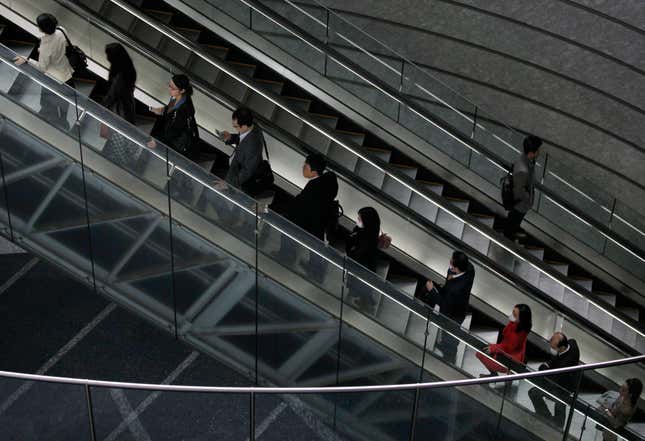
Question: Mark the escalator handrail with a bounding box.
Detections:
[54,0,645,341]
[240,0,645,254]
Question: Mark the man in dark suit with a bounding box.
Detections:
[423,251,475,364]
[528,332,580,427]
[280,153,338,281]
[222,108,263,190]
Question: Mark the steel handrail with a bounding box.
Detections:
[0,354,642,392]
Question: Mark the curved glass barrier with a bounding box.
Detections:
[162,0,645,283]
[28,0,644,355]
[0,356,644,441]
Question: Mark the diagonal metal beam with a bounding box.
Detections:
[115,255,228,284]
[25,163,74,232]
[351,370,411,417]
[279,328,338,381]
[2,157,66,185]
[197,320,338,337]
[34,211,153,235]
[299,360,405,387]
[107,215,162,283]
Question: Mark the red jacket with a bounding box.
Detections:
[477,321,528,373]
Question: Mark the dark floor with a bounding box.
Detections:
[0,249,332,441]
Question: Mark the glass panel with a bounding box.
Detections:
[414,382,507,440]
[0,377,91,440]
[90,386,249,440]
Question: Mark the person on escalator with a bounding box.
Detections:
[420,251,474,364]
[528,332,580,427]
[100,43,138,169]
[597,378,642,441]
[503,135,542,241]
[345,207,381,309]
[14,13,75,130]
[476,304,531,377]
[148,74,200,197]
[278,154,338,283]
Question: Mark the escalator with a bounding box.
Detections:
[1,0,643,410]
[7,0,641,370]
[0,38,581,441]
[0,13,643,440]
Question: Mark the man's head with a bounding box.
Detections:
[232,107,253,135]
[523,135,542,160]
[450,251,469,274]
[549,332,569,355]
[303,153,326,179]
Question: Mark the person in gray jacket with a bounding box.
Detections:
[503,135,542,240]
[222,107,263,191]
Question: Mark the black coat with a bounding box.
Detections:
[224,126,263,189]
[102,72,136,124]
[346,226,378,272]
[288,172,338,240]
[428,263,475,324]
[150,98,199,161]
[539,339,580,391]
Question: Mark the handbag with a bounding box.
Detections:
[377,232,392,249]
[241,133,274,196]
[57,27,88,73]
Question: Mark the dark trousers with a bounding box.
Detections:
[436,314,465,366]
[503,209,526,240]
[528,387,566,427]
[40,78,75,131]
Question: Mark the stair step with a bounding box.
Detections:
[375,260,390,279]
[593,291,617,307]
[524,246,545,260]
[470,213,495,228]
[254,78,284,94]
[365,147,392,163]
[417,180,444,196]
[203,44,229,60]
[544,260,569,276]
[335,129,365,147]
[143,9,173,25]
[389,163,418,179]
[387,276,417,297]
[617,306,640,321]
[282,95,312,111]
[228,61,257,78]
[569,276,593,292]
[173,26,201,42]
[445,197,470,213]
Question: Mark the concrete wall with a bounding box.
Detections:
[294,0,645,217]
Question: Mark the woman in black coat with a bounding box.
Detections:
[346,207,381,309]
[148,74,199,162]
[101,43,138,167]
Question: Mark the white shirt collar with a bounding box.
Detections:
[238,127,252,143]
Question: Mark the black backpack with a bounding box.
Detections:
[500,165,515,210]
[57,27,87,73]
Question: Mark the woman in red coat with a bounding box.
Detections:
[476,304,532,377]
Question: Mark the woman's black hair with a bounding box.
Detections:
[105,43,137,88]
[626,378,643,408]
[36,13,58,35]
[171,74,193,97]
[514,303,532,334]
[357,207,380,243]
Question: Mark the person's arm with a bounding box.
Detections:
[102,74,122,111]
[28,39,54,73]
[603,402,632,429]
[237,138,262,185]
[512,169,529,203]
[225,133,240,146]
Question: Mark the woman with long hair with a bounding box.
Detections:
[600,378,642,441]
[346,207,381,309]
[476,304,532,377]
[101,43,138,166]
